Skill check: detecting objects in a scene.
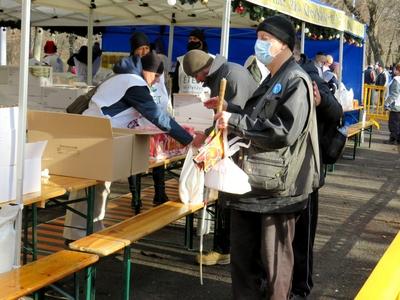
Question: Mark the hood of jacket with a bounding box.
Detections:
[207,54,227,78]
[113,55,142,75]
[300,55,320,79]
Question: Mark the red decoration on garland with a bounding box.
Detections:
[235,2,246,14]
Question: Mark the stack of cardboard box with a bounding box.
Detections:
[0,66,88,112]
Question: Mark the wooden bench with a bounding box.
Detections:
[69,200,205,300]
[0,250,98,300]
[346,120,377,159]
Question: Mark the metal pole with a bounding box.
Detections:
[167,23,175,73]
[300,22,306,53]
[14,0,32,268]
[220,0,231,58]
[87,8,94,86]
[339,32,344,85]
[33,27,43,62]
[0,27,6,65]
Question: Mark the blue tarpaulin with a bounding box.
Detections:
[102,25,364,119]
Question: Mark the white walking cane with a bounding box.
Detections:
[199,78,227,285]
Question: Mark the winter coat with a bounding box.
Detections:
[301,57,343,187]
[204,55,259,111]
[225,57,320,214]
[385,76,400,112]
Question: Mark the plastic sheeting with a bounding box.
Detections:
[0,205,19,273]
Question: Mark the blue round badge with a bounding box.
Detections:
[272,83,282,94]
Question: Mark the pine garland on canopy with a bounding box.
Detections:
[178,0,363,46]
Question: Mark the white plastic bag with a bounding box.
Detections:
[204,130,251,194]
[179,147,204,204]
[0,204,19,273]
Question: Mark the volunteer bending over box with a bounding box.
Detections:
[63,51,200,241]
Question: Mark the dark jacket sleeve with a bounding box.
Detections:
[314,76,343,124]
[228,77,310,150]
[124,86,193,146]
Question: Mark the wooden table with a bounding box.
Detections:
[148,154,186,169]
[18,175,99,262]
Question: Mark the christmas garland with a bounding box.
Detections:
[178,0,363,46]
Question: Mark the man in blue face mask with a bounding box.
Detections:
[214,15,320,299]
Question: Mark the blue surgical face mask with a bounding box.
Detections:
[254,39,275,66]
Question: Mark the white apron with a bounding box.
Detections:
[177,55,211,100]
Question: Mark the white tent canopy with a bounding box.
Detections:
[1,0,259,28]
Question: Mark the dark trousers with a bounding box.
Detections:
[128,166,166,202]
[231,209,296,300]
[213,203,230,254]
[292,190,319,297]
[388,111,400,141]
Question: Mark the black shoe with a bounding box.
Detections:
[153,193,169,205]
[64,239,75,246]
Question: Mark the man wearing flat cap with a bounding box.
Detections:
[214,15,320,299]
[182,48,258,267]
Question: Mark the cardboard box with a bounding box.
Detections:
[0,141,47,202]
[27,111,151,181]
[0,107,47,202]
[41,85,89,110]
[173,93,214,131]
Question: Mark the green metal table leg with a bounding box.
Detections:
[184,214,194,250]
[23,206,29,264]
[75,272,80,300]
[85,265,96,300]
[32,203,38,261]
[123,246,132,300]
[86,186,95,235]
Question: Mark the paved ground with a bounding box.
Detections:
[43,124,400,299]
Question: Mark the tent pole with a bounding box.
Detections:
[360,27,366,103]
[14,0,31,268]
[87,8,94,86]
[33,27,43,62]
[338,31,344,85]
[167,23,175,73]
[220,0,231,58]
[300,22,306,53]
[0,27,6,65]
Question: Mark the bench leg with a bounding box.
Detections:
[86,186,95,235]
[123,245,132,300]
[85,265,96,300]
[185,214,194,250]
[353,134,358,160]
[368,127,373,148]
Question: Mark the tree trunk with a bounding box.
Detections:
[367,31,383,65]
